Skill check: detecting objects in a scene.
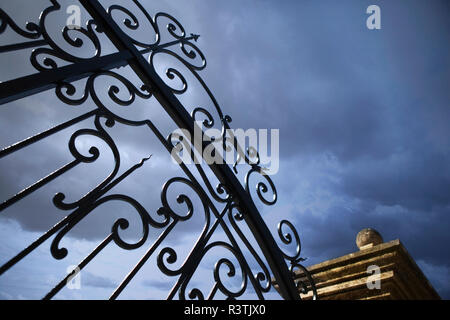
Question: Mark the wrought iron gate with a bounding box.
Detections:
[0,0,316,300]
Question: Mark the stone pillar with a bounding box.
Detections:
[289,228,440,300]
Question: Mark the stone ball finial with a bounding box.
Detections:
[356,228,383,250]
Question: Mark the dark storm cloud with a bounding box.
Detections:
[185,0,449,298]
[339,152,450,211]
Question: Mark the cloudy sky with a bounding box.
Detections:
[0,0,449,299]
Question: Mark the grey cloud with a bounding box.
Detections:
[339,152,450,211]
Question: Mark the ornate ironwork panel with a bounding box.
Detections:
[0,0,316,300]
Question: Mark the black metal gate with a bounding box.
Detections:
[0,0,316,300]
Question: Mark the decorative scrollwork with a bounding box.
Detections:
[192,107,215,128]
[161,177,196,221]
[277,220,318,299]
[211,244,247,299]
[278,220,302,262]
[107,2,158,48]
[167,131,232,204]
[154,12,186,41]
[227,205,272,294]
[177,241,248,300]
[156,176,211,277]
[50,194,153,259]
[30,2,103,71]
[56,70,152,124]
[164,67,188,94]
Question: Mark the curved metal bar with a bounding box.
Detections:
[50,193,154,260]
[178,241,248,300]
[27,1,103,72]
[52,114,121,211]
[157,176,212,277]
[107,1,159,48]
[0,155,152,275]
